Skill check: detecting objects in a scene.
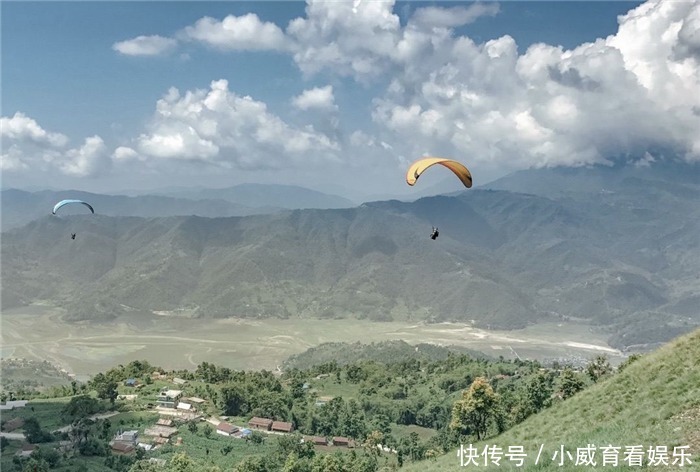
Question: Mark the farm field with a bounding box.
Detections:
[0,304,625,380]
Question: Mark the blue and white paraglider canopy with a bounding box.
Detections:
[52,199,95,215]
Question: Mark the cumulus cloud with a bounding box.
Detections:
[0,113,110,177]
[112,35,177,56]
[59,136,111,177]
[134,79,339,169]
[1,112,68,147]
[298,0,697,172]
[286,0,402,80]
[182,13,288,51]
[409,3,500,29]
[112,146,141,161]
[291,85,337,111]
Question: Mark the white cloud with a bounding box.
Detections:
[182,13,287,51]
[286,0,402,80]
[363,0,700,172]
[134,79,339,169]
[409,3,500,29]
[112,35,177,56]
[59,136,111,177]
[0,112,68,147]
[291,85,337,111]
[112,146,141,161]
[0,113,109,177]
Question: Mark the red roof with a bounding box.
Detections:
[271,421,293,432]
[217,422,238,434]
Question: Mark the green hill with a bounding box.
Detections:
[403,328,700,471]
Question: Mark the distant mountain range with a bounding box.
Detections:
[2,164,698,351]
[0,184,357,230]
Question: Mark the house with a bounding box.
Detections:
[0,400,28,410]
[15,444,37,458]
[144,425,178,438]
[137,443,154,451]
[111,442,135,454]
[187,397,206,404]
[216,422,239,436]
[305,436,328,446]
[271,421,294,433]
[156,418,174,427]
[176,402,192,411]
[156,389,183,408]
[173,377,187,385]
[124,378,137,387]
[149,458,167,467]
[153,437,169,445]
[248,417,273,430]
[332,437,354,447]
[113,430,139,444]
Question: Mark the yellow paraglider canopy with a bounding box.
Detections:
[405,157,472,188]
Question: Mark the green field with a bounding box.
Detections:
[1,304,625,380]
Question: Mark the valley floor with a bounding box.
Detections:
[0,304,625,379]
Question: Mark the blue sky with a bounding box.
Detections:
[2,1,698,199]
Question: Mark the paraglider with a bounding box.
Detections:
[405,157,472,240]
[405,157,472,188]
[52,199,95,215]
[52,199,95,239]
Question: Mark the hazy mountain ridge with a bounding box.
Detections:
[0,183,356,231]
[0,188,284,231]
[2,166,698,350]
[154,183,357,209]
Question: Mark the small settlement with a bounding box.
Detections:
[103,373,361,456]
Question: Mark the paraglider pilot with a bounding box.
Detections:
[71,233,76,240]
[430,227,439,240]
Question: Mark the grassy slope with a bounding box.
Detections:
[403,328,700,471]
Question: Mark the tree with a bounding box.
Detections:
[101,419,112,440]
[221,444,233,456]
[522,372,553,417]
[586,355,613,383]
[23,417,52,444]
[21,457,50,472]
[247,430,265,445]
[169,452,196,472]
[449,377,500,440]
[559,368,585,399]
[202,424,213,438]
[90,373,118,405]
[187,420,198,434]
[63,395,100,418]
[363,430,384,457]
[235,455,272,472]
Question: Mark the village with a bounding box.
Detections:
[111,371,362,458]
[1,369,365,464]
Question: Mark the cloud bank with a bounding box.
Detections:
[4,0,698,187]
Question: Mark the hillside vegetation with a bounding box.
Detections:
[403,328,700,471]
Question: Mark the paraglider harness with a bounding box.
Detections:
[71,233,76,240]
[430,227,439,240]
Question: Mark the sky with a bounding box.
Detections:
[2,0,699,200]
